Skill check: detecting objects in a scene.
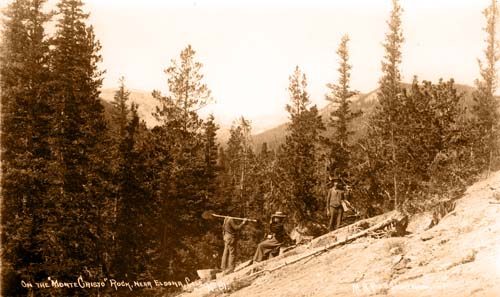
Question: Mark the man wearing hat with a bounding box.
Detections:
[326,179,345,231]
[252,211,288,263]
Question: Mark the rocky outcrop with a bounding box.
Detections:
[177,171,500,297]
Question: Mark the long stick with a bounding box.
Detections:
[212,213,257,222]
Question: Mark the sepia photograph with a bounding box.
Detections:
[1,0,500,296]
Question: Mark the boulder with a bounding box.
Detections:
[197,269,219,281]
[290,221,327,244]
[407,212,434,234]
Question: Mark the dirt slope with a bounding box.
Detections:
[181,171,500,297]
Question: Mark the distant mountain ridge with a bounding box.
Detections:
[99,83,487,149]
[252,83,482,150]
[100,88,160,128]
[99,88,234,141]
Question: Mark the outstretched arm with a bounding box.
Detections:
[230,218,247,230]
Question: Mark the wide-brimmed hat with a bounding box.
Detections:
[271,211,287,218]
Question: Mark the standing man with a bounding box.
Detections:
[221,216,247,273]
[326,179,345,231]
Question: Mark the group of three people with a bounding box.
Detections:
[220,178,348,273]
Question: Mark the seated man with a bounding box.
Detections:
[253,211,288,263]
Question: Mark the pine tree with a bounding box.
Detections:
[203,114,220,199]
[112,76,132,139]
[185,114,225,271]
[236,117,252,214]
[220,118,271,260]
[392,78,470,212]
[1,0,54,294]
[224,117,254,213]
[144,125,176,279]
[50,0,110,289]
[154,44,212,134]
[357,76,470,215]
[393,78,445,205]
[114,103,157,281]
[326,35,360,146]
[152,45,215,279]
[471,0,500,174]
[325,34,361,179]
[368,0,405,210]
[107,77,132,269]
[280,66,325,224]
[107,78,135,278]
[420,79,471,199]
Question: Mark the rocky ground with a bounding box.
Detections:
[179,171,500,297]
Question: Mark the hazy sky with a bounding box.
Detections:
[1,0,495,131]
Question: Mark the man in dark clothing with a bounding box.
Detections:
[253,211,288,262]
[326,180,345,231]
[221,217,247,273]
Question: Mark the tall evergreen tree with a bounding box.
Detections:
[1,1,54,295]
[416,79,472,199]
[152,45,214,279]
[357,77,471,215]
[107,78,133,279]
[50,0,110,290]
[221,118,270,260]
[471,0,500,174]
[224,117,254,213]
[203,114,220,199]
[108,77,132,260]
[279,66,325,224]
[112,76,132,139]
[325,34,361,178]
[391,78,470,212]
[367,0,405,210]
[114,103,157,283]
[326,35,359,146]
[187,113,225,272]
[106,76,131,264]
[154,44,212,134]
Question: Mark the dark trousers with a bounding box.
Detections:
[328,206,344,231]
[221,234,236,271]
[253,236,281,262]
